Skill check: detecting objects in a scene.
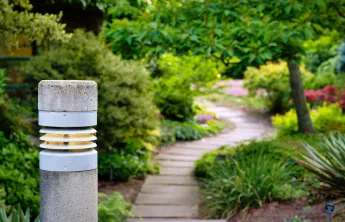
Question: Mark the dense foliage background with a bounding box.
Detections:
[3,0,345,221]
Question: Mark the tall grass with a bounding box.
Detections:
[199,141,305,219]
[298,133,345,202]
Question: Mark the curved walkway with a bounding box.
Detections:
[129,103,273,222]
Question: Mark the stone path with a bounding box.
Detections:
[129,103,273,222]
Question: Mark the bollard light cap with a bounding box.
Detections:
[38,80,97,112]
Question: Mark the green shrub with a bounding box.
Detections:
[154,76,195,121]
[98,148,159,181]
[20,30,159,153]
[195,146,235,178]
[0,187,5,209]
[303,72,338,90]
[0,69,6,95]
[0,132,39,216]
[303,31,340,73]
[244,61,313,113]
[174,122,207,141]
[160,119,224,145]
[244,62,290,113]
[206,120,225,134]
[0,73,32,138]
[98,192,132,222]
[153,54,223,121]
[272,103,345,136]
[0,205,39,222]
[197,140,306,219]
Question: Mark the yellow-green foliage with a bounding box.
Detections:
[272,103,345,136]
[244,61,313,112]
[0,0,70,48]
[158,53,224,88]
[245,62,290,96]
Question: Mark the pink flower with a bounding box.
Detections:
[226,87,248,96]
[213,80,244,89]
[256,88,266,96]
[196,115,216,124]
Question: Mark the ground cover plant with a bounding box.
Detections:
[0,132,39,217]
[159,103,225,145]
[98,192,132,222]
[195,140,310,219]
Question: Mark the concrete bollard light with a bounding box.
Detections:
[38,80,98,222]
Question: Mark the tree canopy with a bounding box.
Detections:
[0,0,70,48]
[104,0,345,134]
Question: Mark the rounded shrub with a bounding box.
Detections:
[154,76,195,121]
[21,30,159,152]
[19,30,160,180]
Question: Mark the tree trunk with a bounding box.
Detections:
[287,60,315,134]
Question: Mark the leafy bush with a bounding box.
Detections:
[197,140,305,219]
[303,85,339,107]
[174,122,207,141]
[272,103,345,136]
[194,146,235,178]
[160,120,224,145]
[303,31,340,73]
[20,30,159,153]
[297,133,345,210]
[0,74,32,138]
[0,132,39,216]
[244,62,313,113]
[303,72,338,90]
[98,192,132,222]
[0,205,39,222]
[98,148,159,181]
[154,76,195,121]
[153,54,223,121]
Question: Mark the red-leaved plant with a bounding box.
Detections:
[304,85,339,106]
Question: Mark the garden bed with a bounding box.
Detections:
[231,199,342,222]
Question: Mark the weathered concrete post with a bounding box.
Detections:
[38,80,98,222]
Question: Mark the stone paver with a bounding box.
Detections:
[163,148,205,157]
[176,143,220,150]
[145,175,198,185]
[158,160,195,167]
[140,184,198,194]
[129,220,226,222]
[130,104,273,221]
[136,192,199,205]
[156,153,200,161]
[160,167,194,176]
[132,205,198,218]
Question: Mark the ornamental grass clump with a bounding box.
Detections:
[198,141,305,219]
[297,133,345,209]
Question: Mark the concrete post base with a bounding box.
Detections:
[40,170,98,222]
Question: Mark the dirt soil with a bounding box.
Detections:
[98,179,144,204]
[231,199,345,222]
